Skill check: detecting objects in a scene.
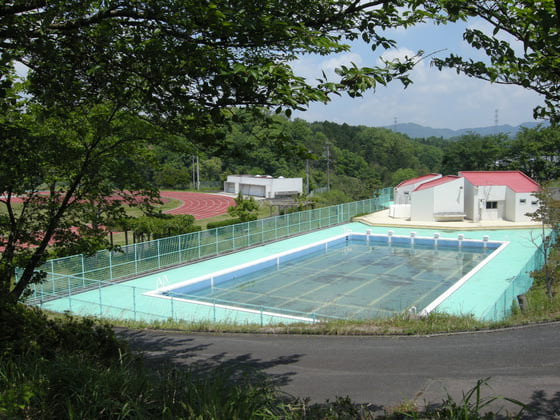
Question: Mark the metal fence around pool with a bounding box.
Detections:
[23,188,393,304]
[480,229,557,322]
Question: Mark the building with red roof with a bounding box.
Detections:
[410,175,465,221]
[389,170,539,222]
[393,173,441,205]
[458,171,540,222]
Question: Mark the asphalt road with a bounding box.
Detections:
[118,323,560,416]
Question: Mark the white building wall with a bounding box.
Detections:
[463,179,476,220]
[224,181,237,194]
[270,178,302,197]
[389,204,411,218]
[394,185,413,205]
[506,190,539,222]
[522,192,540,222]
[224,175,302,198]
[433,178,464,214]
[505,189,517,221]
[410,188,434,221]
[478,185,506,220]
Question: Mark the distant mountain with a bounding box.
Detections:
[382,121,545,139]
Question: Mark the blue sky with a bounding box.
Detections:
[292,19,545,130]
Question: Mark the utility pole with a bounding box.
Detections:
[192,155,196,189]
[192,153,200,190]
[305,156,310,195]
[196,154,200,190]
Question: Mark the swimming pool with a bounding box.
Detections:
[146,232,506,321]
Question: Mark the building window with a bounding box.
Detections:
[486,201,498,209]
[531,200,538,205]
[520,199,526,204]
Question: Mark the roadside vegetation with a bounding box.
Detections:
[2,303,531,419]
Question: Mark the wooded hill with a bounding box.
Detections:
[153,112,559,202]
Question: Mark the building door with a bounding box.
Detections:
[240,184,266,197]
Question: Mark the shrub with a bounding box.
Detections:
[131,214,201,241]
[0,350,286,419]
[0,303,124,362]
[207,218,242,229]
[227,193,259,222]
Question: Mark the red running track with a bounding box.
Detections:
[4,191,235,220]
[161,191,235,220]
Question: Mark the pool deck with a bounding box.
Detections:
[355,209,542,230]
[38,211,546,324]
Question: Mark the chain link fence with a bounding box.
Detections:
[480,229,557,321]
[24,188,393,303]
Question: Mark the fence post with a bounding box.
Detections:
[337,204,341,224]
[215,229,219,255]
[157,239,161,269]
[109,251,113,282]
[261,219,264,243]
[50,260,55,295]
[81,254,85,288]
[134,243,138,274]
[178,235,182,263]
[98,280,103,317]
[170,296,174,321]
[198,230,201,259]
[213,299,216,323]
[247,222,250,246]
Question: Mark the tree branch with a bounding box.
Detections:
[0,1,46,18]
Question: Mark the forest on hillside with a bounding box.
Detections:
[153,111,560,202]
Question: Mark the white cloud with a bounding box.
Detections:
[322,52,363,71]
[290,52,365,85]
[291,21,544,130]
[378,48,418,64]
[294,64,543,130]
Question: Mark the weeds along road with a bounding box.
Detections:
[118,322,560,413]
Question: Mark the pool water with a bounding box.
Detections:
[163,239,494,319]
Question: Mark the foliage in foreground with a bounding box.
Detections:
[0,353,284,420]
[1,303,534,419]
[0,354,528,419]
[0,303,281,419]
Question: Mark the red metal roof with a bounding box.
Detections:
[459,171,539,193]
[413,175,462,192]
[395,173,441,188]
